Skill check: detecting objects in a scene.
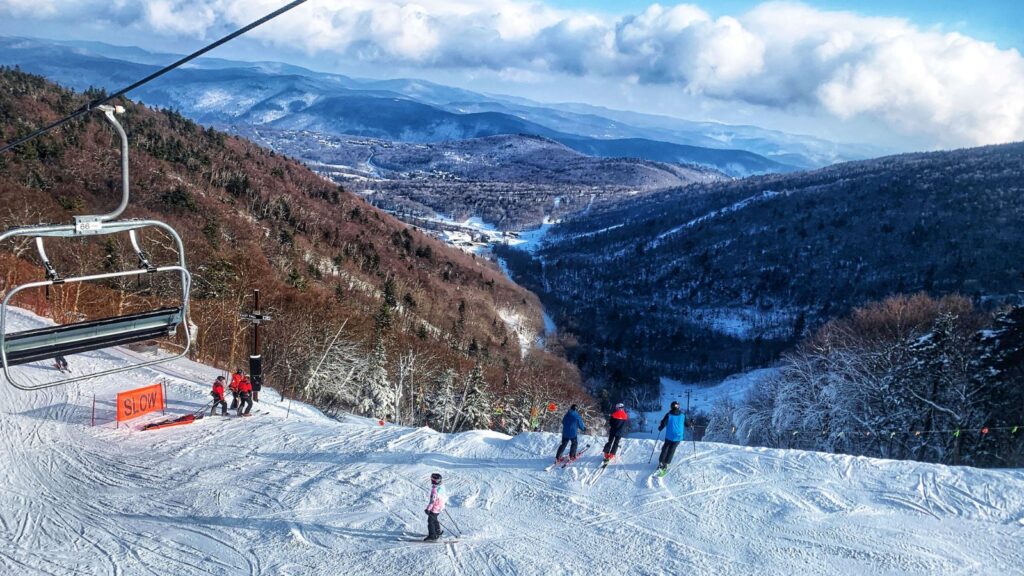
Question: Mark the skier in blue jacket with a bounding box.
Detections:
[657,401,686,473]
[555,405,585,462]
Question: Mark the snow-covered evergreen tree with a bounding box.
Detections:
[977,306,1024,379]
[302,327,363,411]
[428,368,459,432]
[733,373,782,448]
[494,371,530,434]
[460,364,492,431]
[358,336,395,421]
[703,398,738,443]
[905,312,987,464]
[974,306,1024,464]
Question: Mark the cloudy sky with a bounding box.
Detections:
[2,0,1022,151]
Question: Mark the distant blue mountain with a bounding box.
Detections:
[0,36,811,176]
[447,99,886,169]
[557,136,792,176]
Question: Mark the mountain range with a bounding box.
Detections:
[0,37,882,177]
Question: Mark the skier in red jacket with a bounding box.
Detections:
[210,376,228,416]
[229,369,244,410]
[236,376,254,416]
[602,403,629,463]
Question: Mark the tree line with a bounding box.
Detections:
[705,294,1024,467]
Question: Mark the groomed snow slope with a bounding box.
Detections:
[1,308,1023,576]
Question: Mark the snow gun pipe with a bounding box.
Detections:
[649,430,663,464]
[0,0,310,155]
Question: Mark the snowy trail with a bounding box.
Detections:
[649,190,782,247]
[1,308,1023,575]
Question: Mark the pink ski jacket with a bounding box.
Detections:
[426,484,446,514]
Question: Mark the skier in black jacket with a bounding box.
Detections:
[602,403,629,462]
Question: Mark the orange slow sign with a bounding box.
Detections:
[116,384,165,422]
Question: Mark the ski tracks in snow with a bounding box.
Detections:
[2,308,1023,575]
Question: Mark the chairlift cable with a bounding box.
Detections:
[0,0,309,155]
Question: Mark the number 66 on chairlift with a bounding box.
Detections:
[0,105,193,391]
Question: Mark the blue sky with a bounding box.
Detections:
[1,0,1022,151]
[551,0,1024,50]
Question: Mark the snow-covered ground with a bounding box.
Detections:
[510,217,557,254]
[496,306,537,359]
[629,369,779,437]
[416,212,557,255]
[663,368,779,414]
[2,308,1023,575]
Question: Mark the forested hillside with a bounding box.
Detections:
[0,68,589,430]
[705,294,1024,467]
[499,143,1024,394]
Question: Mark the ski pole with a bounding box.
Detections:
[194,399,215,417]
[443,508,463,537]
[438,518,460,539]
[648,429,663,464]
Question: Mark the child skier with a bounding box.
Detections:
[237,376,253,416]
[656,401,686,474]
[53,355,70,373]
[555,404,586,463]
[602,403,629,462]
[424,473,446,541]
[210,376,228,416]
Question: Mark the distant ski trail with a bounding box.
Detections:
[652,190,782,246]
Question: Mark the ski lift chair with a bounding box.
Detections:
[0,106,193,390]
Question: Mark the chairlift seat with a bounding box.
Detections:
[3,307,183,366]
[1,106,192,390]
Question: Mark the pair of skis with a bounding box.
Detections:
[397,536,460,544]
[546,444,591,471]
[588,449,625,485]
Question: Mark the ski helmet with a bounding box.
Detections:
[216,375,225,381]
[570,404,578,411]
[615,403,625,410]
[431,473,442,484]
[670,401,680,410]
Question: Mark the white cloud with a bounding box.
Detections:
[145,1,217,38]
[3,0,1023,147]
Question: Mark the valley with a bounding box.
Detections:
[6,38,1022,425]
[239,128,721,231]
[498,143,1024,393]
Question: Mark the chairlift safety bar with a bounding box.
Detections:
[0,258,192,390]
